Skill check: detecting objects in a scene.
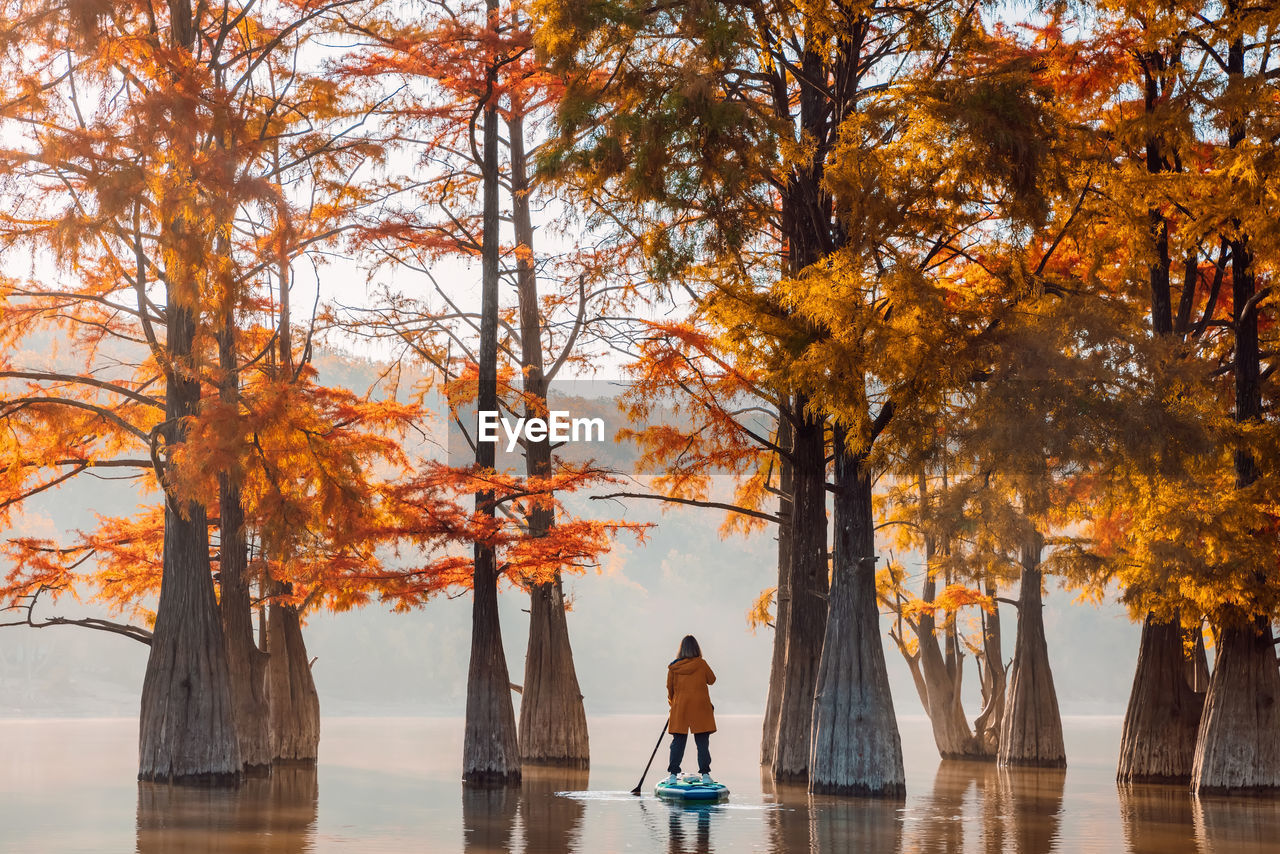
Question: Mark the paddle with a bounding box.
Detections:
[630,717,669,795]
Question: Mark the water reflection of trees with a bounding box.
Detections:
[519,767,588,853]
[462,767,589,853]
[993,764,1066,854]
[909,760,978,854]
[796,760,1065,854]
[1195,794,1280,854]
[763,772,903,852]
[135,763,318,852]
[1119,784,1197,854]
[462,785,519,853]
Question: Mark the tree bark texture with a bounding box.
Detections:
[808,436,905,797]
[218,308,272,771]
[998,535,1065,768]
[770,402,827,782]
[914,522,983,759]
[266,599,321,762]
[463,22,520,783]
[138,239,240,781]
[1116,613,1203,783]
[1191,619,1280,793]
[973,576,1006,755]
[760,409,793,769]
[1191,17,1280,796]
[519,575,589,767]
[510,111,589,768]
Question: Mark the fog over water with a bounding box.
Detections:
[6,715,1278,853]
[0,481,1141,722]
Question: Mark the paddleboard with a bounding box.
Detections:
[654,774,730,801]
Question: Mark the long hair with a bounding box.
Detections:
[678,635,702,660]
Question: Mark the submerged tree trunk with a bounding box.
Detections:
[914,499,982,759]
[136,4,241,784]
[917,604,982,759]
[1191,619,1280,793]
[220,478,271,771]
[139,300,240,782]
[998,534,1065,768]
[463,19,520,783]
[1191,2,1280,798]
[809,431,904,797]
[973,576,1006,755]
[771,402,828,782]
[510,111,589,768]
[760,411,793,769]
[266,598,320,762]
[1117,614,1203,783]
[520,576,588,767]
[218,302,272,772]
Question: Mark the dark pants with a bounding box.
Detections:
[667,731,711,775]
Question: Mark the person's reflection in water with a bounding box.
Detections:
[519,766,588,853]
[135,762,319,853]
[762,772,903,853]
[1118,783,1198,854]
[995,765,1066,854]
[665,801,714,854]
[1195,793,1280,854]
[462,783,519,854]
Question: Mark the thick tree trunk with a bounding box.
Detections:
[138,264,240,781]
[139,499,242,783]
[266,599,320,762]
[973,576,1006,755]
[1191,21,1280,795]
[809,434,904,797]
[510,111,589,768]
[219,476,271,771]
[761,408,793,769]
[918,606,981,759]
[519,576,589,767]
[462,27,520,783]
[1117,613,1203,783]
[1191,619,1280,793]
[218,307,272,772]
[998,535,1065,768]
[915,518,982,759]
[770,402,827,782]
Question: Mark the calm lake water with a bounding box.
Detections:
[2,714,1280,852]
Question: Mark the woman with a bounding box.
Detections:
[664,634,717,785]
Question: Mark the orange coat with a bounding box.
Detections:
[667,656,717,734]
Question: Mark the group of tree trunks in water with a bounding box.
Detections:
[5,0,1280,805]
